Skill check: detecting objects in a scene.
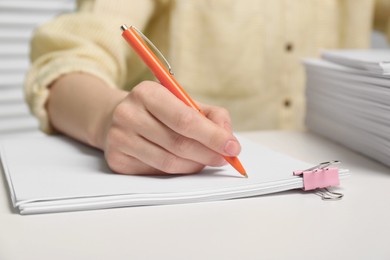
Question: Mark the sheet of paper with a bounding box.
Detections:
[322,49,390,75]
[0,134,332,214]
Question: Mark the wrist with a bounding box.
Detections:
[90,88,128,150]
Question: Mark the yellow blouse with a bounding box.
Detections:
[25,0,390,132]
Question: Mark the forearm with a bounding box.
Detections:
[47,73,127,149]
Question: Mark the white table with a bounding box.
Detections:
[1,131,389,260]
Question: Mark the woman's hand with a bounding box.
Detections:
[102,81,241,174]
[48,73,241,175]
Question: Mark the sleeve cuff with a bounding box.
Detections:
[24,58,118,134]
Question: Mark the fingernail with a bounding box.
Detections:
[224,140,240,156]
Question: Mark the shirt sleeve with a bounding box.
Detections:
[373,0,390,41]
[25,0,156,133]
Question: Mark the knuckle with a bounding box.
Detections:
[105,151,128,174]
[160,154,180,173]
[132,81,148,96]
[219,107,230,119]
[112,102,128,122]
[105,127,122,145]
[173,135,192,155]
[112,103,125,123]
[129,84,146,104]
[112,102,137,125]
[131,81,157,102]
[175,110,195,133]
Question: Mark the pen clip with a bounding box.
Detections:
[121,24,174,75]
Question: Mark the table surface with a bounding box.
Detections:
[1,131,389,260]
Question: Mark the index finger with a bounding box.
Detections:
[142,85,241,157]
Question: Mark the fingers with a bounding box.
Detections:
[116,103,226,167]
[103,81,239,175]
[105,150,161,175]
[105,131,205,174]
[140,84,241,157]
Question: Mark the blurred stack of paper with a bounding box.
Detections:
[304,49,390,167]
[322,49,390,75]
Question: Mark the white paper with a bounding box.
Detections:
[322,49,390,75]
[304,51,390,167]
[0,135,348,214]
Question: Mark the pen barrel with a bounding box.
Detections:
[122,28,201,111]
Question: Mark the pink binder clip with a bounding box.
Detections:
[293,161,340,191]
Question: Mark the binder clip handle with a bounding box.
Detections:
[300,160,341,173]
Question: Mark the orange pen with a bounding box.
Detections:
[120,24,247,177]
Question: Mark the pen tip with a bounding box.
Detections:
[234,161,247,178]
[224,156,247,178]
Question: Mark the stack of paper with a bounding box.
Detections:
[0,135,349,215]
[304,49,390,167]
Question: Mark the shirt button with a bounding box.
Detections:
[283,99,292,108]
[285,42,293,52]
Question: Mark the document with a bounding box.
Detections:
[0,135,349,214]
[304,49,390,168]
